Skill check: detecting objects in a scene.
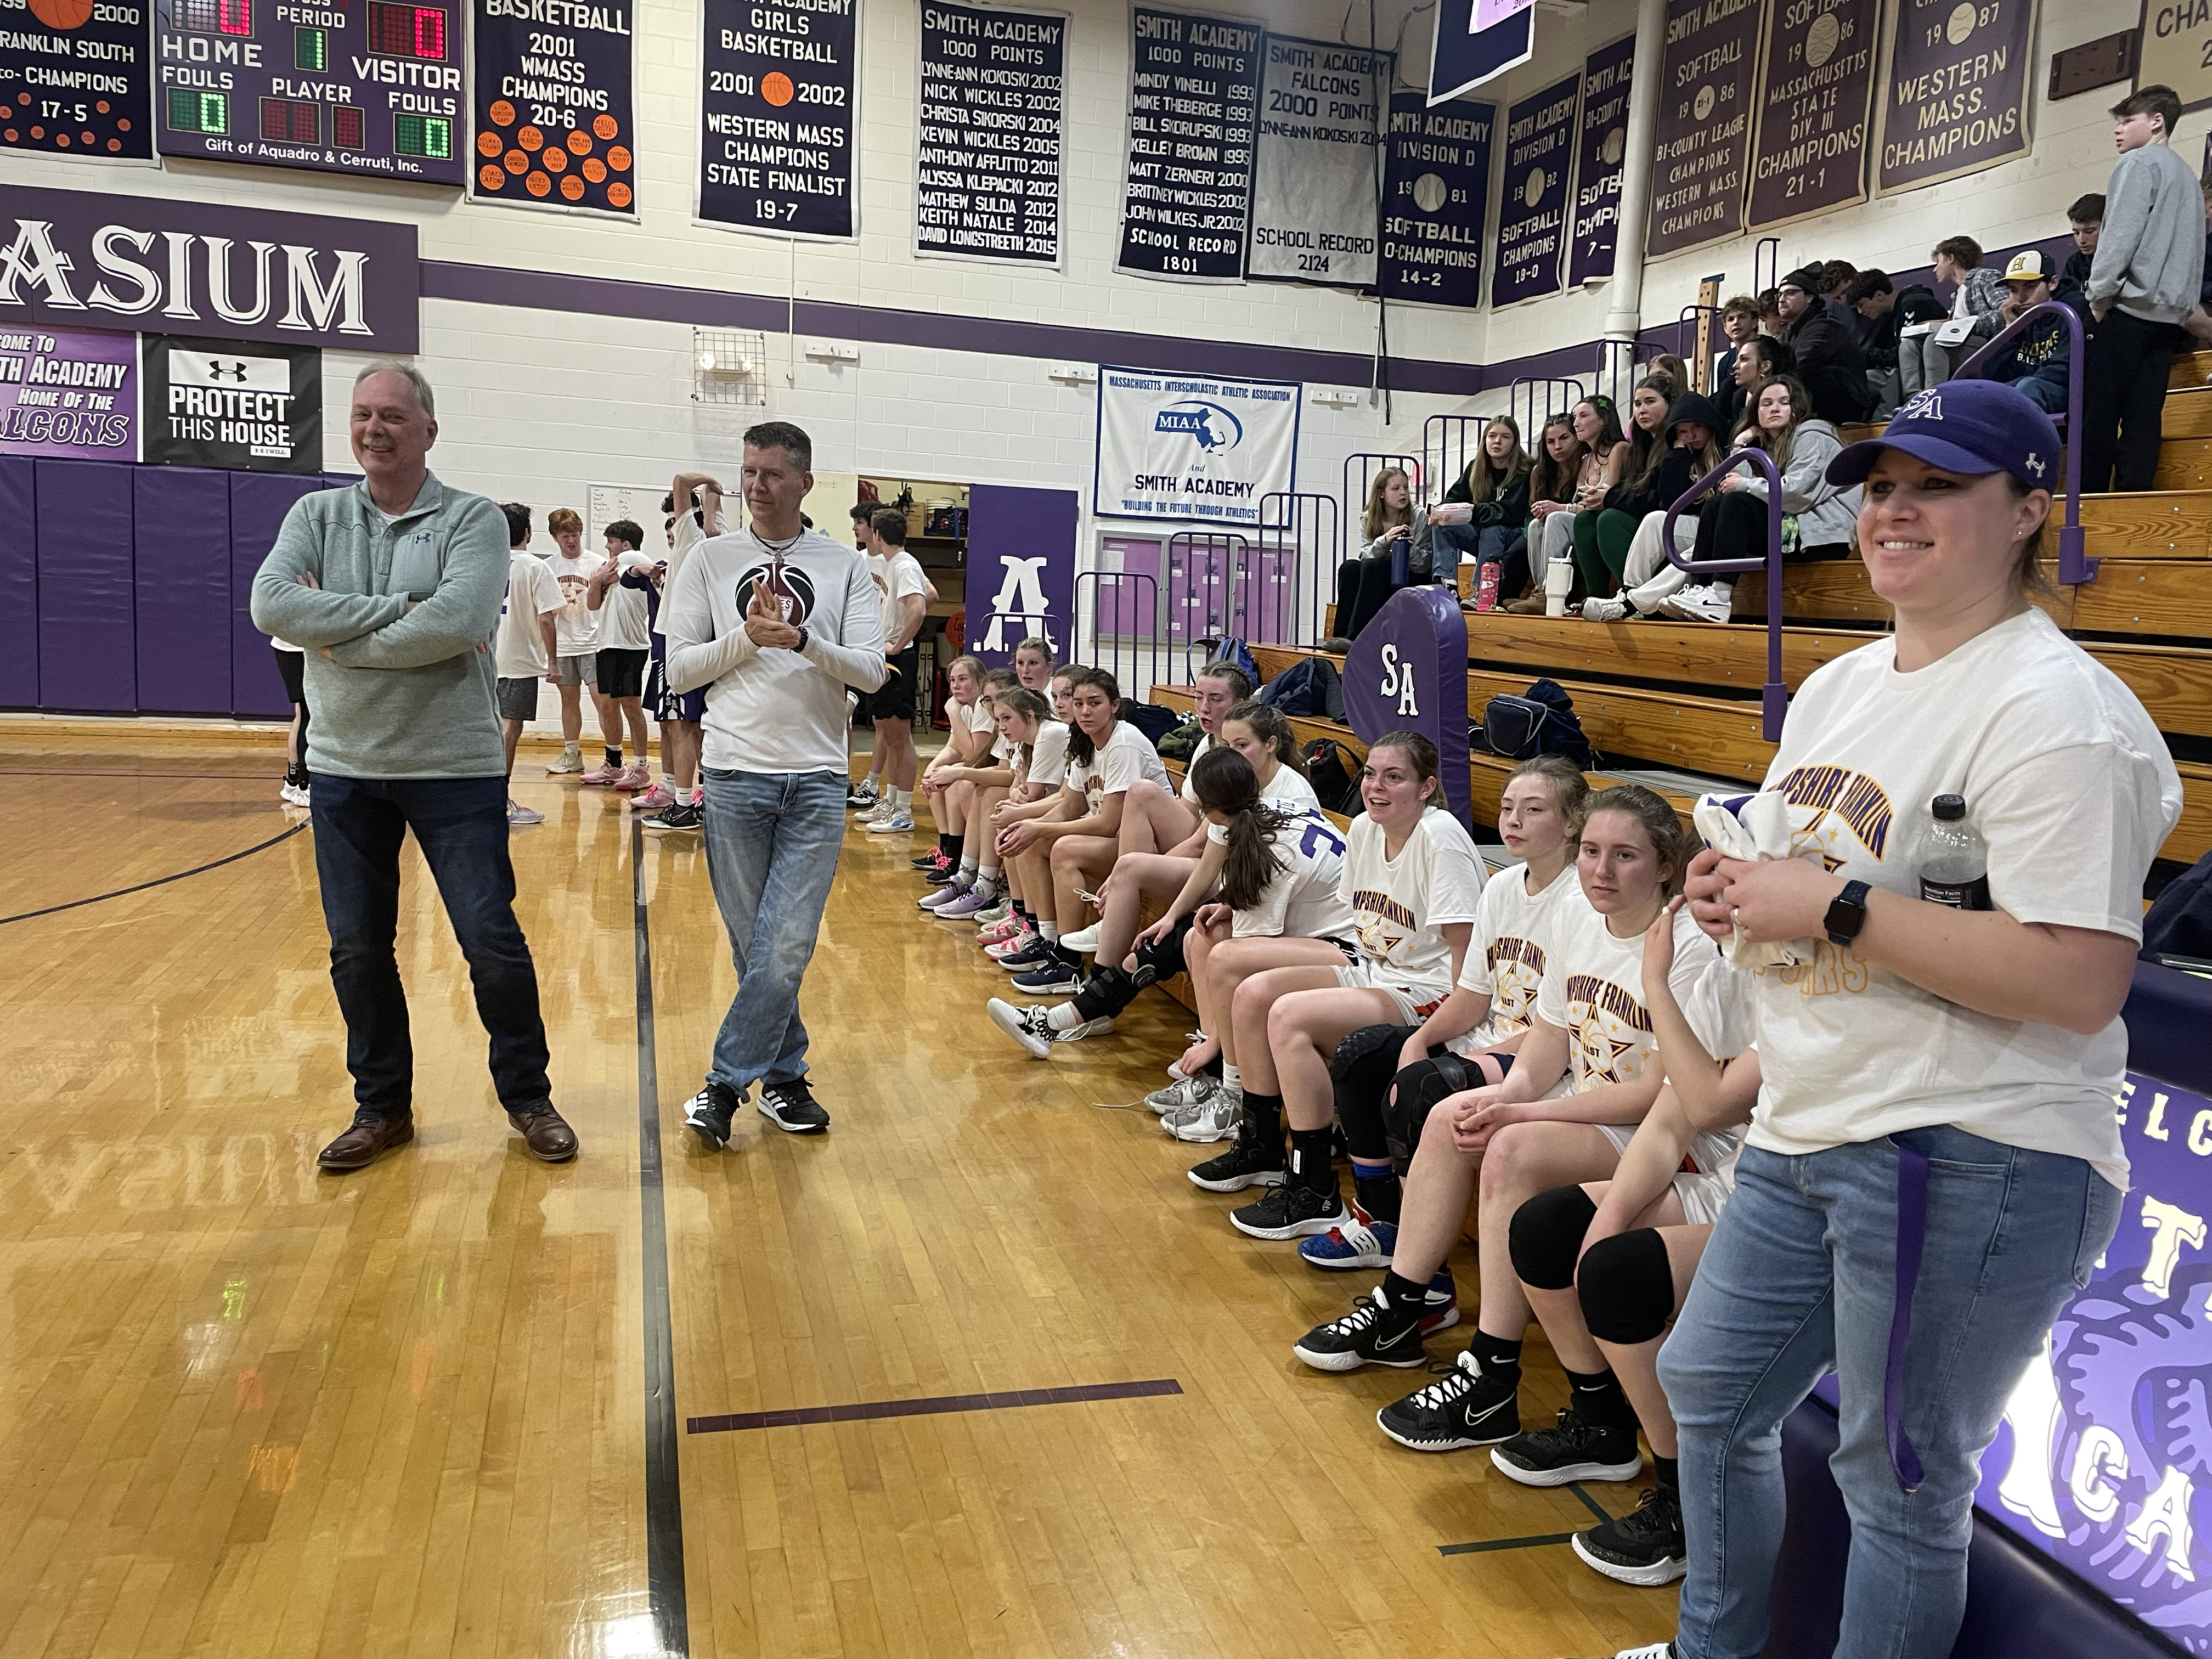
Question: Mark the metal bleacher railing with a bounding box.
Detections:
[1661,445,1790,741]
[1952,298,2094,585]
[1508,377,1584,443]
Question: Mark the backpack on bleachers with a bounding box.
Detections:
[1209,636,1260,688]
[1257,656,1347,721]
[1302,738,1363,815]
[1478,678,1594,768]
[1123,702,1183,746]
[1156,716,1205,761]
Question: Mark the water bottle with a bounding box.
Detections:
[1918,794,1991,910]
[1474,560,1502,612]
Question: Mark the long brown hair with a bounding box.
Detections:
[992,685,1052,775]
[1462,416,1533,503]
[1190,747,1300,913]
[1528,414,1583,506]
[1220,699,1307,777]
[1362,467,1413,542]
[1063,666,1121,766]
[1508,754,1589,828]
[1741,373,1814,475]
[1579,785,1691,896]
[1624,375,1675,490]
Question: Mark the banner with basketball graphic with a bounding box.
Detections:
[697,0,860,240]
[0,0,154,161]
[471,0,636,215]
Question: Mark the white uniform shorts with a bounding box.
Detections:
[1595,1122,1743,1226]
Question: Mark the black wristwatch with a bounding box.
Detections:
[1824,879,1872,947]
[792,626,810,654]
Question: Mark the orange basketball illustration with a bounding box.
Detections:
[763,72,794,106]
[608,145,631,171]
[504,148,528,173]
[478,162,505,190]
[592,113,617,140]
[489,98,515,126]
[94,100,108,114]
[476,130,501,157]
[608,182,631,208]
[582,157,606,183]
[541,146,566,172]
[29,0,93,30]
[526,172,550,197]
[567,128,590,155]
[560,175,584,201]
[518,125,543,151]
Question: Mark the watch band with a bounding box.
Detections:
[793,625,810,654]
[1825,879,1872,947]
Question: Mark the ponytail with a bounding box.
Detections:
[1192,747,1293,913]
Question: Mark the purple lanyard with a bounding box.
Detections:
[1883,1140,1930,1493]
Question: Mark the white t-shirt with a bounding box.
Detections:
[545,551,600,656]
[593,553,655,651]
[1066,721,1173,813]
[1449,861,1589,1056]
[1536,899,1723,1093]
[1180,733,1214,802]
[1340,808,1488,1003]
[1255,761,1320,809]
[495,551,562,679]
[1746,607,2181,1190]
[1207,806,1357,939]
[1027,720,1071,791]
[272,637,303,653]
[966,698,996,741]
[657,507,714,641]
[879,550,927,648]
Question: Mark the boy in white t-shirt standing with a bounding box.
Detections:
[493,502,562,826]
[586,518,656,791]
[543,506,616,777]
[857,507,930,832]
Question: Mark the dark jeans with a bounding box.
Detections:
[310,772,552,1123]
[1334,558,1408,640]
[1434,521,1531,599]
[2082,307,2182,493]
[1692,490,1850,574]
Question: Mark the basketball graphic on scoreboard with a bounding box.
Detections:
[470,0,637,215]
[0,0,153,159]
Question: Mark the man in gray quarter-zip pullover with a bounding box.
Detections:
[250,361,579,1173]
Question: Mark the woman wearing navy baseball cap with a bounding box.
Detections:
[1569,377,2184,1659]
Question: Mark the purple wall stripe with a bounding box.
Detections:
[685,1376,1184,1434]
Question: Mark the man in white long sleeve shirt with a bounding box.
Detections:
[662,421,887,1144]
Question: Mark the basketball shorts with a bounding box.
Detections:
[555,652,596,688]
[1595,1122,1743,1225]
[273,644,306,705]
[1330,961,1445,1026]
[496,676,540,721]
[870,645,920,721]
[646,653,707,723]
[596,647,648,700]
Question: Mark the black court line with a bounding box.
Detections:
[1566,1481,1615,1523]
[631,815,690,1658]
[0,822,308,927]
[1437,1531,1578,1556]
[687,1378,1185,1434]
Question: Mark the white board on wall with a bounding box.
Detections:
[588,482,676,549]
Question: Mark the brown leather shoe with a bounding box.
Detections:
[509,1104,579,1163]
[317,1115,416,1171]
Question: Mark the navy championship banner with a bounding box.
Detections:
[1115,7,1260,283]
[1491,72,1578,307]
[1745,0,1874,229]
[0,0,153,160]
[154,0,466,183]
[698,0,859,239]
[915,1,1065,266]
[1375,89,1492,308]
[471,0,636,215]
[140,332,321,473]
[1566,34,1633,286]
[1429,0,1530,103]
[1246,35,1389,288]
[1877,0,2034,194]
[1646,0,1767,257]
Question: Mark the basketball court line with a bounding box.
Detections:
[685,1378,1187,1434]
[0,821,308,926]
[1436,1480,1617,1556]
[631,813,692,1658]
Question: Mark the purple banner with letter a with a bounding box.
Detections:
[1343,585,1470,829]
[967,483,1077,669]
[0,325,138,460]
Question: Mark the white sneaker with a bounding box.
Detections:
[279,781,311,807]
[545,750,584,774]
[1058,922,1102,954]
[866,809,915,833]
[1661,583,1733,624]
[987,998,1056,1058]
[972,901,1012,928]
[1581,596,1629,623]
[1144,1073,1217,1116]
[1172,1088,1245,1143]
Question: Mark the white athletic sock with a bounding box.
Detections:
[978,861,1001,880]
[893,788,913,810]
[958,854,979,877]
[1221,1062,1241,1091]
[1046,1003,1083,1031]
[1039,919,1060,944]
[662,772,675,790]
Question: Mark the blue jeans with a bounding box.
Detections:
[2008,373,2068,414]
[1657,1127,2120,1659]
[699,768,848,1093]
[309,772,552,1121]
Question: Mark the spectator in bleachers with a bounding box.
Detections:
[1712,296,1762,395]
[2058,193,2103,301]
[1847,270,1902,416]
[1575,386,1724,604]
[1334,466,1431,643]
[1899,236,2007,399]
[2083,84,2205,492]
[1648,353,1692,400]
[1570,377,1668,599]
[1777,264,1874,424]
[1818,259,1858,324]
[1521,413,1583,605]
[1522,398,1626,613]
[1757,289,1783,337]
[1720,333,1791,436]
[1983,251,2077,415]
[1435,417,1534,599]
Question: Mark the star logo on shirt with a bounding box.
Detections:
[1581,1031,1639,1084]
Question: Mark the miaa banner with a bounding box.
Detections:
[1093,365,1300,526]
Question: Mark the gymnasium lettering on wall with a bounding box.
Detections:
[471,0,637,215]
[0,0,153,159]
[697,0,859,239]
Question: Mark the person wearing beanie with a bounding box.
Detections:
[1778,263,1874,425]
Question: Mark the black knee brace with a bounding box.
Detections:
[1071,916,1191,1022]
[1576,1228,1677,1346]
[1507,1183,1599,1291]
[1331,1024,1417,1161]
[1382,1052,1478,1175]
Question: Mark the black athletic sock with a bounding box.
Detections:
[604,746,622,768]
[1197,1048,1224,1080]
[1012,899,1031,921]
[1378,1269,1431,1328]
[1565,1366,1637,1430]
[1466,1330,1524,1377]
[1289,1126,1335,1196]
[945,834,964,863]
[1353,1171,1402,1224]
[939,833,955,857]
[1653,1454,1679,1496]
[1243,1090,1284,1149]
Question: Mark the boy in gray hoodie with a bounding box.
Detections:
[2083,84,2205,492]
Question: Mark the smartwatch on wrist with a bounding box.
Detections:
[1824,879,1872,947]
[792,626,810,654]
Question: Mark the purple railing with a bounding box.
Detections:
[1953,299,2093,585]
[1661,445,1788,741]
[1258,490,1339,647]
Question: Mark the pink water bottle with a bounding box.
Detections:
[1474,561,1501,612]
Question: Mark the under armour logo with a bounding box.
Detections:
[2025,452,2047,478]
[204,360,250,382]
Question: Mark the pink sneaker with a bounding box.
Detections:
[984,930,1039,960]
[579,764,624,786]
[978,917,1025,945]
[613,764,652,792]
[628,783,675,811]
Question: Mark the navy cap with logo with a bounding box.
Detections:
[1825,379,2063,493]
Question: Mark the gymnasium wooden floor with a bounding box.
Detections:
[0,726,1678,1659]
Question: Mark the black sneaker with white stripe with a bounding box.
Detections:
[1490,1406,1643,1487]
[684,1080,743,1150]
[1228,1181,1346,1240]
[758,1075,831,1133]
[1187,1110,1282,1192]
[1375,1350,1521,1451]
[1291,1283,1429,1372]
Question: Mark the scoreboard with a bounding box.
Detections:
[156,0,465,184]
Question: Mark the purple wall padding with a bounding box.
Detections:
[0,459,35,708]
[133,467,233,714]
[35,459,134,712]
[229,472,323,718]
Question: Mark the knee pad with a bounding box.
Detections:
[1329,1025,1415,1163]
[1382,1053,1474,1174]
[1507,1184,1599,1291]
[1576,1228,1677,1346]
[1130,914,1189,985]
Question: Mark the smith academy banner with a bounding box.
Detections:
[698,0,859,239]
[0,0,152,160]
[1566,34,1633,286]
[1877,0,2035,195]
[1093,364,1299,526]
[1375,89,1493,308]
[1745,0,1874,229]
[0,326,138,460]
[471,0,636,215]
[1646,0,1767,257]
[915,1,1065,266]
[1491,71,1578,307]
[1246,34,1390,288]
[1115,8,1261,282]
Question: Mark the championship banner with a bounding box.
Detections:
[1092,364,1299,526]
[1745,0,1874,229]
[154,0,466,183]
[1491,72,1577,308]
[0,0,153,160]
[1429,0,1530,103]
[141,333,321,473]
[1646,0,1766,258]
[0,326,138,460]
[1877,0,2034,195]
[697,0,859,240]
[1247,35,1390,287]
[1375,89,1493,308]
[2140,0,2212,117]
[1114,8,1260,283]
[1566,35,1633,286]
[915,0,1065,267]
[471,0,636,215]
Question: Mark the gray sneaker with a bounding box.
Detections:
[1144,1072,1217,1116]
[1173,1088,1246,1144]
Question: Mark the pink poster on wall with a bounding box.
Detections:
[1474,0,1536,30]
[0,325,138,461]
